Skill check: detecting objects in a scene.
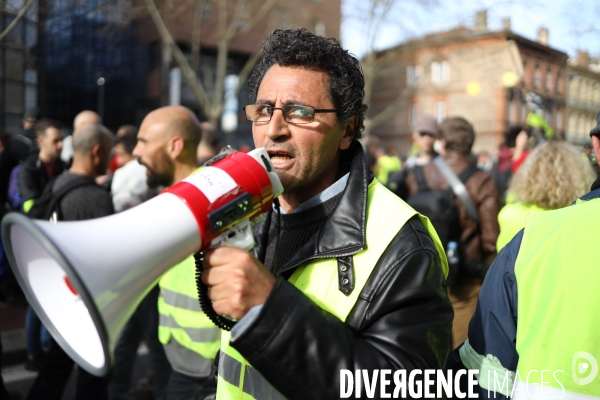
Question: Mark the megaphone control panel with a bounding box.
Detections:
[208,192,252,232]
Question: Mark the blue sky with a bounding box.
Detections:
[341,0,600,59]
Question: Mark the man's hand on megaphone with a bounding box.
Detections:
[201,247,276,320]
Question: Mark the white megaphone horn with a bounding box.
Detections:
[1,148,283,377]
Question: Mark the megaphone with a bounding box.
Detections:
[1,148,283,377]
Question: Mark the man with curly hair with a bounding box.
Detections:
[197,28,453,399]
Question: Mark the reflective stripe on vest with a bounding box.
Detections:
[158,255,221,364]
[216,180,447,400]
[515,198,600,398]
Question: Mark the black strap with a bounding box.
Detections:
[44,176,95,220]
[433,157,480,223]
[413,166,430,192]
[457,164,479,184]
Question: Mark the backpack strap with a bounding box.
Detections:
[458,164,480,184]
[413,165,430,192]
[44,176,96,220]
[433,157,480,223]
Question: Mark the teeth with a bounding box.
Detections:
[270,155,290,163]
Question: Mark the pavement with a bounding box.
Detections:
[0,301,28,367]
[1,299,153,400]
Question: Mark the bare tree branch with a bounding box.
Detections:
[240,0,279,34]
[144,0,210,109]
[191,0,207,73]
[0,0,35,42]
[215,46,263,119]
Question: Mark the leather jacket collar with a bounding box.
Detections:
[253,140,372,274]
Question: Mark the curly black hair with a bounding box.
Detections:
[248,28,367,140]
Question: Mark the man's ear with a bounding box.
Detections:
[37,136,44,148]
[168,136,185,160]
[339,116,358,151]
[91,143,101,162]
[592,135,600,166]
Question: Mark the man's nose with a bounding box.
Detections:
[265,109,290,140]
[132,144,141,159]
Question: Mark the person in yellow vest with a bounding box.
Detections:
[373,146,402,185]
[195,28,453,400]
[132,106,221,399]
[496,141,595,251]
[447,110,600,398]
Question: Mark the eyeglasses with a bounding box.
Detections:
[244,104,336,124]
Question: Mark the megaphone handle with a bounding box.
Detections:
[194,252,236,331]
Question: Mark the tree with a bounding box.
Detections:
[0,0,36,42]
[143,0,281,125]
[343,0,436,139]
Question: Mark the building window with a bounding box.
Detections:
[556,108,563,130]
[435,101,445,123]
[406,65,421,87]
[431,61,449,85]
[533,65,541,89]
[568,112,576,137]
[546,67,552,92]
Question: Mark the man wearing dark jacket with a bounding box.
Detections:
[18,119,66,207]
[404,116,500,349]
[197,28,453,400]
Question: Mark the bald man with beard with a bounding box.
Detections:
[131,106,220,399]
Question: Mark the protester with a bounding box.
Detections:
[0,129,30,303]
[132,106,221,399]
[404,114,440,168]
[61,110,102,165]
[403,116,499,349]
[372,144,402,185]
[196,122,221,165]
[21,108,39,147]
[109,124,138,173]
[447,111,600,399]
[110,130,157,212]
[0,130,30,207]
[496,141,595,251]
[26,124,114,400]
[491,125,532,204]
[108,130,169,400]
[195,28,452,400]
[18,119,66,211]
[477,150,493,172]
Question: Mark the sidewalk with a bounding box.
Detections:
[0,301,28,366]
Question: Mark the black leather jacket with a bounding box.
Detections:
[200,142,453,400]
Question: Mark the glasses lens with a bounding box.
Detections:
[245,104,272,122]
[283,105,314,124]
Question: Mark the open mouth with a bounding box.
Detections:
[267,150,293,164]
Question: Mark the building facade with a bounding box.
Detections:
[369,13,567,155]
[137,0,341,148]
[0,0,41,131]
[565,51,600,145]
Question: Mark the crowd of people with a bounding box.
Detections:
[0,27,599,400]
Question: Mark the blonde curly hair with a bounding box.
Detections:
[511,141,596,210]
